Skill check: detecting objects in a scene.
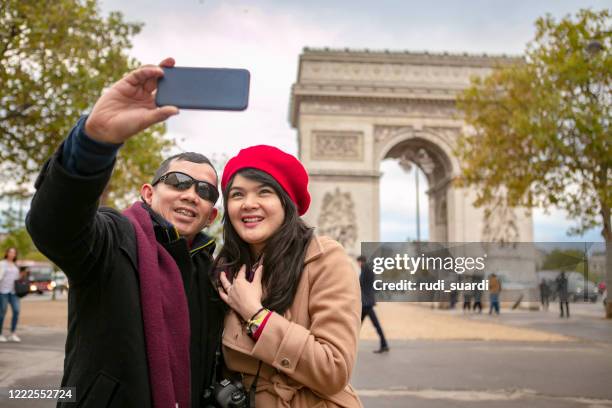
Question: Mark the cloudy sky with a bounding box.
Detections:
[98,0,609,242]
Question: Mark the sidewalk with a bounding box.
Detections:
[8,297,580,343]
[3,296,612,408]
[359,302,572,342]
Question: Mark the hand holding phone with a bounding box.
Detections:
[85,57,179,144]
[155,67,250,111]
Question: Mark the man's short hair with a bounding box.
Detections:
[152,152,218,184]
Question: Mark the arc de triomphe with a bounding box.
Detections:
[290,48,533,256]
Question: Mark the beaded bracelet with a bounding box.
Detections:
[247,308,270,337]
[248,307,267,323]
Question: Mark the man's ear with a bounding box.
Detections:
[140,184,155,206]
[207,207,219,227]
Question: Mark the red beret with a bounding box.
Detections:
[221,145,311,215]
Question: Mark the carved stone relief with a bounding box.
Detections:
[317,188,358,250]
[311,131,363,161]
[422,126,461,146]
[301,61,493,85]
[398,148,436,175]
[300,100,456,118]
[481,199,520,243]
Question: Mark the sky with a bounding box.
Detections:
[96,0,609,242]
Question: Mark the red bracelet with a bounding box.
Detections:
[252,311,272,341]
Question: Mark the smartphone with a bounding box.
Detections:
[155,67,250,111]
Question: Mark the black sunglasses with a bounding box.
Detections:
[152,171,219,204]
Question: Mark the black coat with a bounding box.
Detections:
[556,274,569,302]
[26,150,224,408]
[359,263,377,307]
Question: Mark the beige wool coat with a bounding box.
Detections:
[222,235,363,408]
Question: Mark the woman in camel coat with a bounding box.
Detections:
[216,145,362,407]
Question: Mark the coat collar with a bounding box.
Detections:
[303,235,326,265]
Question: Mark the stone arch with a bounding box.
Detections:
[377,129,457,242]
[290,48,533,254]
[376,128,460,179]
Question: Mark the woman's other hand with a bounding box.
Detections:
[219,264,264,321]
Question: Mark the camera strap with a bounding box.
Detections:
[249,361,262,408]
[210,331,224,386]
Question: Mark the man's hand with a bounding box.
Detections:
[84,57,179,144]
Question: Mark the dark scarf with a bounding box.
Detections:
[123,202,191,408]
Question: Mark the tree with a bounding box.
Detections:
[206,154,229,253]
[0,201,44,260]
[456,9,611,316]
[0,227,46,260]
[541,249,587,276]
[0,0,173,208]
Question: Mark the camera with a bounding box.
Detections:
[202,378,249,408]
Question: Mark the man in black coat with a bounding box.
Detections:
[556,272,570,318]
[357,255,389,353]
[26,58,224,407]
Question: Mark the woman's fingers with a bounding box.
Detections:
[253,264,263,285]
[236,264,247,281]
[218,287,229,304]
[218,272,232,305]
[219,271,231,292]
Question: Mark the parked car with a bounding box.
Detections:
[51,271,69,294]
[571,280,598,303]
[17,261,54,295]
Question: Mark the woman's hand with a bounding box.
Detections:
[219,264,264,321]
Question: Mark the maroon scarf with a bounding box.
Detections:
[123,202,191,408]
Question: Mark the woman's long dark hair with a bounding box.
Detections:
[3,247,18,262]
[215,168,314,314]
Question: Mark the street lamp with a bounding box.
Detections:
[399,149,435,242]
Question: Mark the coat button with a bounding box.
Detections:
[280,358,291,368]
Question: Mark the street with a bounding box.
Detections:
[1,296,611,407]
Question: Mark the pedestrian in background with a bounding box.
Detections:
[488,273,501,315]
[14,267,31,299]
[556,272,570,318]
[0,247,21,342]
[539,279,550,311]
[357,255,389,353]
[462,276,473,312]
[473,275,483,313]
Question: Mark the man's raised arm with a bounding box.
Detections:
[26,58,179,280]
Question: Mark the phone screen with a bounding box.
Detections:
[156,67,250,111]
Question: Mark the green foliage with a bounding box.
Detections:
[0,0,173,208]
[457,9,611,241]
[0,195,45,259]
[0,227,46,260]
[104,123,172,208]
[206,154,228,252]
[541,249,587,274]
